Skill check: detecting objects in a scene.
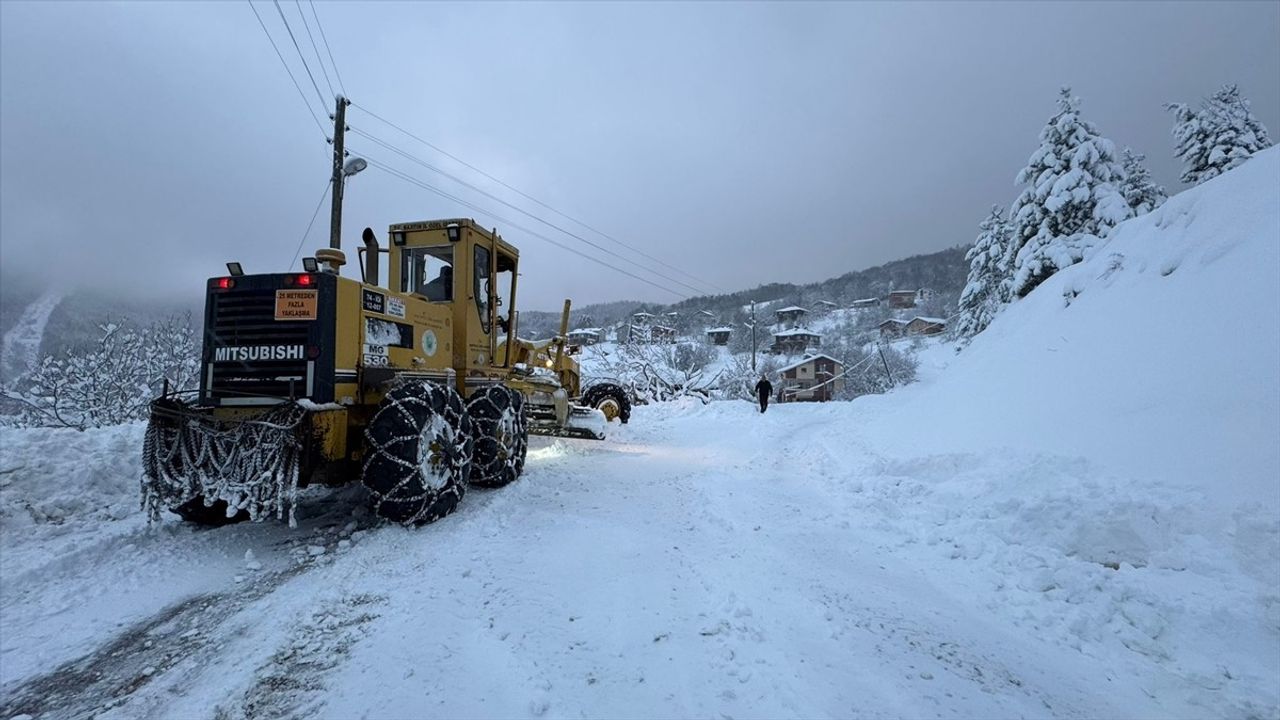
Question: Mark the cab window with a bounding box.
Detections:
[402,245,453,301]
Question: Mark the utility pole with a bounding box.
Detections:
[750,300,757,372]
[877,342,895,387]
[329,95,350,251]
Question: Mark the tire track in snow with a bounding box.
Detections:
[0,489,389,719]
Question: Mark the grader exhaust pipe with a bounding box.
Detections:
[362,227,379,284]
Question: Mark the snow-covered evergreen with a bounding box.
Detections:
[1005,88,1131,299]
[1118,148,1166,215]
[955,206,1012,342]
[1168,84,1273,185]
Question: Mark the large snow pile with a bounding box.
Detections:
[862,146,1280,510]
[0,423,148,577]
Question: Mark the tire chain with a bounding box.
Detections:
[465,385,529,488]
[141,398,307,525]
[361,380,473,525]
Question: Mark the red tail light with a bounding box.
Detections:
[295,274,314,286]
[213,277,235,290]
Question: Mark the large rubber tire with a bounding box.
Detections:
[172,497,250,526]
[466,385,528,488]
[582,382,632,424]
[362,381,473,525]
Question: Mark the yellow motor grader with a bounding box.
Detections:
[142,218,631,526]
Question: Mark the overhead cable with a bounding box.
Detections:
[289,178,332,269]
[293,0,335,100]
[307,0,347,96]
[247,0,327,139]
[272,0,328,110]
[350,126,710,296]
[348,101,726,294]
[354,151,690,299]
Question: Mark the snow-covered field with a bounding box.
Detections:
[1,151,1277,719]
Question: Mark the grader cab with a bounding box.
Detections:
[142,218,631,527]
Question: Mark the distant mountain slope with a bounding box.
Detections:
[520,244,968,338]
[0,291,64,383]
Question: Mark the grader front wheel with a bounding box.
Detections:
[361,381,474,525]
[466,385,529,488]
[582,382,632,424]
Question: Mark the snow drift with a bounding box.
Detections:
[864,146,1280,511]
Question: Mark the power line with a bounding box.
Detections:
[354,150,690,299]
[350,126,712,297]
[290,179,332,269]
[293,0,334,100]
[348,101,727,294]
[308,0,346,96]
[247,0,327,139]
[272,0,328,110]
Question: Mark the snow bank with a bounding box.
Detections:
[862,147,1280,511]
[0,423,146,577]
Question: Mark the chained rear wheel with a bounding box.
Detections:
[362,381,474,525]
[466,385,528,488]
[582,382,632,424]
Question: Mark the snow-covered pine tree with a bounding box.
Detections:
[1119,148,1166,215]
[1005,87,1131,298]
[955,205,1012,342]
[1168,84,1273,185]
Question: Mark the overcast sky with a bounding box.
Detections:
[2,1,1277,310]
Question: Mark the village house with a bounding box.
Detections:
[906,316,947,336]
[774,305,808,327]
[887,291,918,309]
[567,328,602,346]
[651,325,677,344]
[850,297,880,310]
[879,318,908,339]
[627,311,656,343]
[778,354,845,402]
[706,326,733,346]
[771,328,822,354]
[811,300,839,315]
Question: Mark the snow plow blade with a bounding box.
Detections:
[141,397,313,526]
[528,406,608,440]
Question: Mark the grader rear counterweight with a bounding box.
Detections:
[142,218,631,527]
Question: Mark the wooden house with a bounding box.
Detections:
[850,297,880,310]
[778,354,844,402]
[771,328,822,354]
[879,318,908,339]
[887,291,918,309]
[812,300,839,315]
[651,325,677,344]
[774,305,808,327]
[567,328,602,346]
[706,326,733,346]
[906,316,947,336]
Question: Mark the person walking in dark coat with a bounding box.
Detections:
[754,374,773,413]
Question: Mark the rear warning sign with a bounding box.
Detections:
[275,289,318,320]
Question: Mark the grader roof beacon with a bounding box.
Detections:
[142,96,632,528]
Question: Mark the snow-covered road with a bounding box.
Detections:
[2,399,1275,719]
